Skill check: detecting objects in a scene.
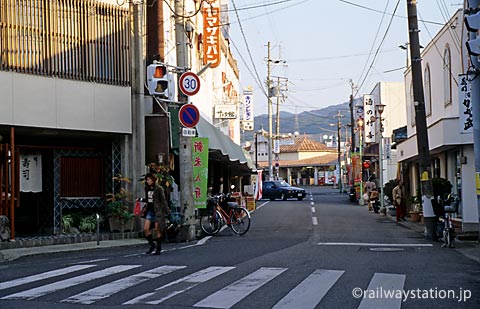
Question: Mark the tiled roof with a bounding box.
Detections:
[257,153,338,168]
[280,135,330,152]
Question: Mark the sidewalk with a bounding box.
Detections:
[382,209,480,264]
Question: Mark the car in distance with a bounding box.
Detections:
[262,180,306,201]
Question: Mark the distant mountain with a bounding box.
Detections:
[243,102,352,142]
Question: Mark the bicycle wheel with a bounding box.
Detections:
[229,208,251,235]
[200,209,221,235]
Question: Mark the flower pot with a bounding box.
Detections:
[109,216,134,233]
[408,211,421,222]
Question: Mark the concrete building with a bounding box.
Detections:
[0,0,132,236]
[397,9,478,232]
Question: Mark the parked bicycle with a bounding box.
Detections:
[200,193,251,236]
[435,193,459,248]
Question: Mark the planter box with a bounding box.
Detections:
[408,211,421,222]
[109,217,135,233]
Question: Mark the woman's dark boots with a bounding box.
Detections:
[145,234,155,254]
[152,238,162,255]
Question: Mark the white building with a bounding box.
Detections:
[397,9,478,232]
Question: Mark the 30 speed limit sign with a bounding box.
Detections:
[179,72,201,96]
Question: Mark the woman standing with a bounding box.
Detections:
[143,173,170,255]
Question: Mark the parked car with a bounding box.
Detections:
[262,180,306,201]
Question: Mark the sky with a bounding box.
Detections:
[227,0,463,117]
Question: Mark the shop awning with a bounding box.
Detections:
[196,117,254,175]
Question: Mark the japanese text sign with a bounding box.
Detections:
[203,5,221,68]
[363,95,376,144]
[459,74,473,134]
[192,137,209,208]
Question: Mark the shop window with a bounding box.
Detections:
[433,157,441,178]
[60,157,103,197]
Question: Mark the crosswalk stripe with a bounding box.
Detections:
[358,273,406,309]
[125,266,235,305]
[0,265,96,291]
[193,267,287,309]
[62,265,186,304]
[1,265,140,300]
[272,269,345,309]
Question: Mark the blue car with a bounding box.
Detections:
[262,180,306,201]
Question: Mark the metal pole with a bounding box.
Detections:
[359,127,363,205]
[175,0,195,240]
[267,42,273,180]
[466,0,480,241]
[335,111,343,193]
[379,121,385,212]
[407,0,435,239]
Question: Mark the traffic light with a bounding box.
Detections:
[146,64,175,99]
[465,11,480,56]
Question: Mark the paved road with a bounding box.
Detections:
[0,187,478,308]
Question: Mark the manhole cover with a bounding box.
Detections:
[369,247,405,252]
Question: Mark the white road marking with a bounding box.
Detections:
[125,266,235,305]
[311,207,316,213]
[312,217,318,225]
[74,259,108,264]
[63,265,185,304]
[358,273,405,309]
[273,269,344,309]
[1,265,140,300]
[193,267,287,308]
[0,265,96,291]
[317,242,432,247]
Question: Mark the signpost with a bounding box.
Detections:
[179,72,201,96]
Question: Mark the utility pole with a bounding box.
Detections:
[266,42,273,180]
[465,0,480,241]
[348,80,356,197]
[407,0,436,240]
[175,0,195,240]
[335,111,344,193]
[130,1,146,199]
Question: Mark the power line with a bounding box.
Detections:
[230,0,266,97]
[354,0,401,97]
[338,0,445,25]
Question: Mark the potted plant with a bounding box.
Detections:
[106,175,134,232]
[407,188,422,222]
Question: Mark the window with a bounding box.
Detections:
[424,64,432,116]
[60,157,103,197]
[443,46,452,106]
[410,82,415,127]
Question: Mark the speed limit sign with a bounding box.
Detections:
[179,72,201,96]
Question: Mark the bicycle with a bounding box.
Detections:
[438,193,459,248]
[200,193,251,236]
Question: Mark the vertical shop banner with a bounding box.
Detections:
[203,5,221,68]
[20,153,42,192]
[458,74,473,134]
[351,153,362,199]
[242,89,254,130]
[254,170,263,200]
[363,95,376,144]
[192,138,209,208]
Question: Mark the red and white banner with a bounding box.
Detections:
[255,170,263,201]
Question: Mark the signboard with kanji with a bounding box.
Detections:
[215,104,237,119]
[459,74,473,134]
[363,95,376,144]
[192,137,209,208]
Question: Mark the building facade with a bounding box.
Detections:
[397,9,478,232]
